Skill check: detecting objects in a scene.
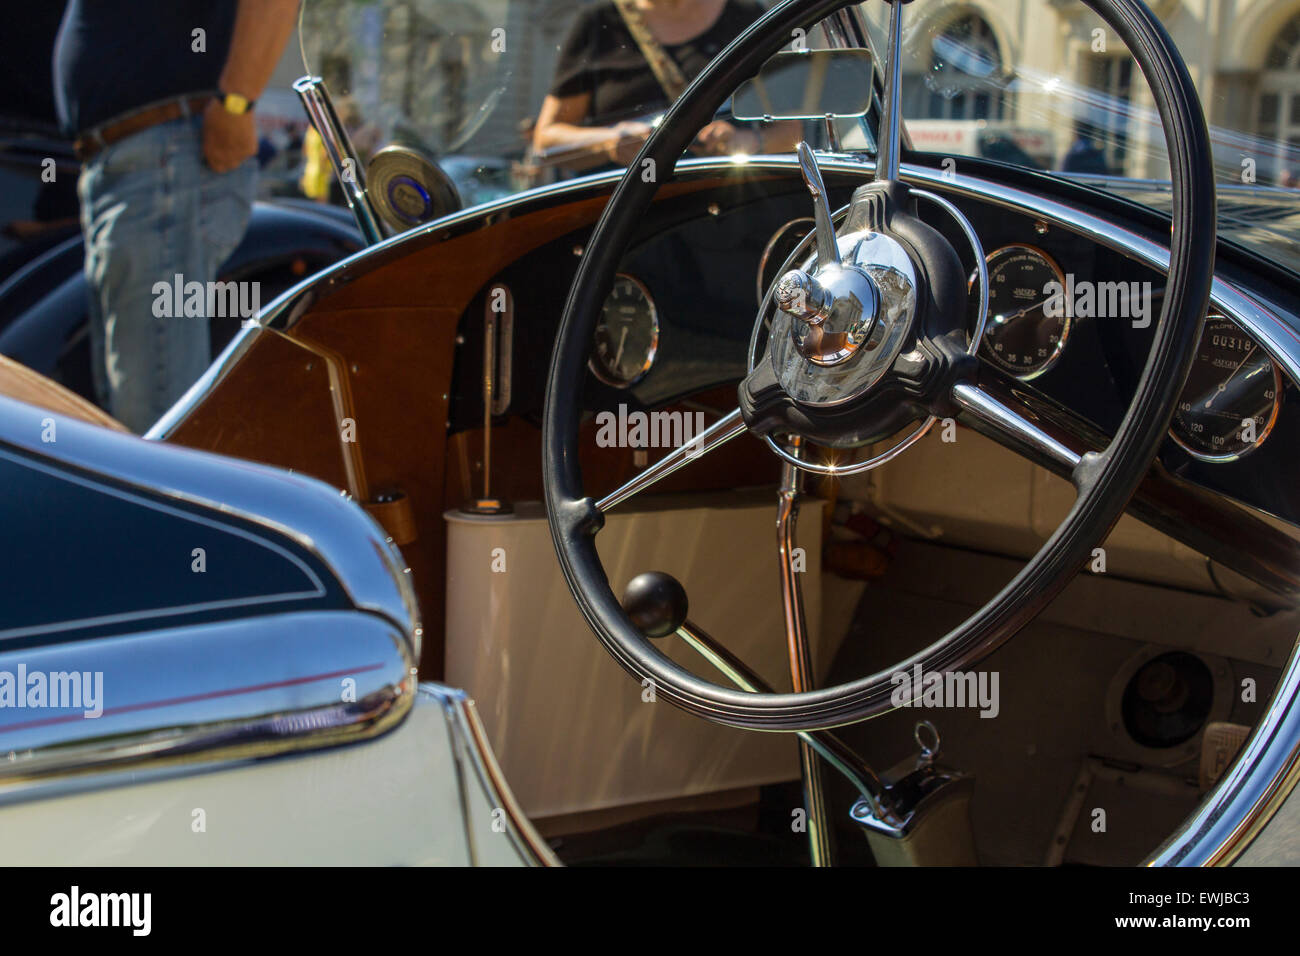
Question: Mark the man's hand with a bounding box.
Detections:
[605,121,654,166]
[202,100,257,173]
[693,120,760,157]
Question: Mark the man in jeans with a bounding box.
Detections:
[54,0,299,433]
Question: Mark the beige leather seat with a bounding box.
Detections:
[0,353,128,432]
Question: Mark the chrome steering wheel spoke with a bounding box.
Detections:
[595,408,747,514]
[950,380,1087,488]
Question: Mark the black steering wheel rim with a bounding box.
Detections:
[543,0,1216,732]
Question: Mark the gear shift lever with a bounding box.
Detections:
[622,570,979,867]
[621,571,895,824]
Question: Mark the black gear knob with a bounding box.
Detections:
[621,571,689,638]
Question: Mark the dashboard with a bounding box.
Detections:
[450,167,1300,529]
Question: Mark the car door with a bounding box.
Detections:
[0,395,548,865]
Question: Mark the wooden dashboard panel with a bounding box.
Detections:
[164,177,776,676]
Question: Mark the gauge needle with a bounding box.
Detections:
[991,295,1055,326]
[614,327,630,368]
[1204,345,1257,409]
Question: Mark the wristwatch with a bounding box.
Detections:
[217,92,256,115]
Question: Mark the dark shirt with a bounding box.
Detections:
[1061,136,1112,176]
[53,0,238,136]
[550,0,765,126]
[0,4,67,128]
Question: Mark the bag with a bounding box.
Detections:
[611,0,689,103]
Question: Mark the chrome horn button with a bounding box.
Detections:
[777,263,880,367]
[768,228,917,410]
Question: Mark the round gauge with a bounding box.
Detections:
[589,274,659,388]
[1170,315,1283,461]
[978,245,1070,379]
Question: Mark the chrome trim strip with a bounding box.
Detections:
[418,684,558,866]
[0,610,416,790]
[146,323,263,441]
[453,695,560,866]
[1147,637,1300,866]
[891,163,1300,390]
[436,684,480,867]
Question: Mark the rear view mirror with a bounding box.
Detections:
[732,49,874,122]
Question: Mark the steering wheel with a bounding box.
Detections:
[543,0,1215,732]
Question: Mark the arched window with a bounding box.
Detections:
[922,12,1006,121]
[1266,12,1300,68]
[1259,12,1300,184]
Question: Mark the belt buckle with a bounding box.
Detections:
[76,128,106,162]
[178,95,208,119]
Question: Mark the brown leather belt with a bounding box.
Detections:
[74,95,214,163]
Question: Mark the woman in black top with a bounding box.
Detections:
[533,0,783,170]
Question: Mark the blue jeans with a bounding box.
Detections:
[79,114,256,433]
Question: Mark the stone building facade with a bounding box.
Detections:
[886,0,1300,183]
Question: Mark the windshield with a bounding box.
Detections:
[294,0,868,214]
[860,0,1300,270]
[291,0,1299,268]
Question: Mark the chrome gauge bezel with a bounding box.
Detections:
[1169,313,1285,463]
[975,244,1071,381]
[588,273,660,389]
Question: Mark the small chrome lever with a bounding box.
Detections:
[796,141,840,268]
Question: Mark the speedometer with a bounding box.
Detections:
[979,245,1070,379]
[1170,314,1283,461]
[589,274,659,388]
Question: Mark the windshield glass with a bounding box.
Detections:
[291,0,1298,269]
[294,0,867,220]
[860,0,1300,270]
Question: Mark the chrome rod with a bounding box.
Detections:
[673,621,890,814]
[483,294,497,500]
[876,0,905,182]
[293,76,384,245]
[777,440,833,866]
[819,6,894,153]
[595,408,747,513]
[952,382,1082,472]
[463,287,512,514]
